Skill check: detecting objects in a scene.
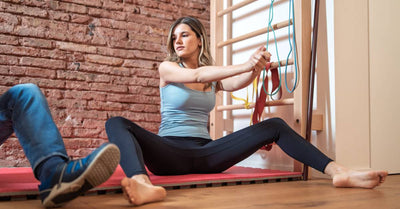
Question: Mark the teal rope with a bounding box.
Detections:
[261,0,299,95]
[262,0,281,97]
[285,0,299,93]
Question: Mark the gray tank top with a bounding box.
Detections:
[158,82,216,139]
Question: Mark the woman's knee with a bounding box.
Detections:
[105,116,129,131]
[264,117,288,127]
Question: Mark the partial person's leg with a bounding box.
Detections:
[0,84,121,207]
[0,83,68,172]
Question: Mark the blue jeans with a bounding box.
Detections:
[0,83,68,175]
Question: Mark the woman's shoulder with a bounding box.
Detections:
[159,61,178,70]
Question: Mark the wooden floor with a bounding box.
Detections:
[0,175,399,209]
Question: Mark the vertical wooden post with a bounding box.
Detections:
[293,0,312,174]
[210,0,224,139]
[224,0,234,135]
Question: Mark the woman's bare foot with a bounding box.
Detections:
[121,175,166,205]
[325,162,388,189]
[332,170,388,189]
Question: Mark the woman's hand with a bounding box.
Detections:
[247,46,271,73]
[217,46,272,92]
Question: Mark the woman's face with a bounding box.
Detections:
[172,23,202,60]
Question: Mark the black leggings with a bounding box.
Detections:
[105,117,332,176]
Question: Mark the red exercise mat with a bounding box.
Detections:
[0,166,302,196]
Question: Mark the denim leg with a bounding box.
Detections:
[0,83,68,173]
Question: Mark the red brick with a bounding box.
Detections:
[140,7,174,20]
[67,110,108,120]
[90,82,127,93]
[128,104,159,113]
[146,78,160,87]
[90,35,107,46]
[96,47,134,59]
[48,10,71,21]
[73,127,102,138]
[14,25,46,38]
[87,100,124,111]
[0,65,9,75]
[60,127,74,137]
[18,78,65,89]
[127,33,164,46]
[0,45,37,57]
[57,70,87,81]
[39,49,67,60]
[0,23,14,34]
[0,76,19,86]
[21,5,48,18]
[44,89,64,99]
[25,67,57,79]
[65,80,91,91]
[82,119,106,129]
[122,4,141,14]
[59,2,88,14]
[137,86,159,96]
[21,37,53,49]
[96,27,129,42]
[67,23,91,42]
[86,54,124,66]
[0,12,19,25]
[70,14,92,24]
[123,59,157,69]
[64,90,106,101]
[132,68,160,78]
[102,0,124,11]
[93,66,131,77]
[55,98,88,109]
[0,55,18,65]
[21,16,47,28]
[20,57,65,69]
[88,7,126,21]
[0,34,18,45]
[57,42,97,54]
[106,93,139,103]
[62,0,102,8]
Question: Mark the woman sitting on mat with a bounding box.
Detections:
[105,16,388,206]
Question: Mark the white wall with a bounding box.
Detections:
[335,0,400,174]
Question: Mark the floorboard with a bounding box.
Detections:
[0,174,398,209]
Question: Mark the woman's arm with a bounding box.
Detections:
[158,61,252,87]
[159,46,270,89]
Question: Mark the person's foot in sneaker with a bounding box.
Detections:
[38,143,120,207]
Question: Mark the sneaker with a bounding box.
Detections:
[38,143,120,207]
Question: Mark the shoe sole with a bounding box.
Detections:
[42,143,120,208]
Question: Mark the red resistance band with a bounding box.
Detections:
[251,63,281,151]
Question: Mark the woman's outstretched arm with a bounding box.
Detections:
[158,46,270,90]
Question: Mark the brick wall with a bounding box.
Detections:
[0,0,210,167]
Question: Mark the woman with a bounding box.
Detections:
[105,16,388,206]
